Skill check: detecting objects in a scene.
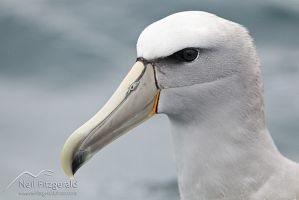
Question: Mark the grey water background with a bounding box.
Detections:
[0,0,298,199]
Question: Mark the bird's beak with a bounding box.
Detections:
[61,61,160,177]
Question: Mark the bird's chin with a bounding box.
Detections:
[61,61,160,177]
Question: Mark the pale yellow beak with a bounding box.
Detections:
[61,61,160,177]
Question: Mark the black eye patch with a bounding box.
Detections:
[173,48,200,62]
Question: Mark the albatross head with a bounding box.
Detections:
[61,11,270,199]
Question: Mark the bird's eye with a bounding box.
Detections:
[175,48,199,62]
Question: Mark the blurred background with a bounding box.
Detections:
[0,0,298,199]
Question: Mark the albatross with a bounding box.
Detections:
[61,11,299,200]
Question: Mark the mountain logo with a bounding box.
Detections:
[5,169,54,190]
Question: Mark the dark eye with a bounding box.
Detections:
[176,48,199,62]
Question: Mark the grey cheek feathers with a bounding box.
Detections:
[155,64,239,90]
[156,73,240,115]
